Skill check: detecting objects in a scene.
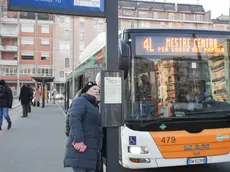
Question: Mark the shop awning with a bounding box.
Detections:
[32,77,54,83]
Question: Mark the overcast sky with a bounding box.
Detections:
[139,0,229,18]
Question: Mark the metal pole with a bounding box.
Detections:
[66,81,70,112]
[16,11,20,97]
[64,82,67,112]
[229,0,230,30]
[105,0,126,172]
[72,17,75,98]
[42,79,45,108]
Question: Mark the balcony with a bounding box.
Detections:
[0,60,17,66]
[0,45,18,52]
[1,16,18,24]
[0,30,18,37]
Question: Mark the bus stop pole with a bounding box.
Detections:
[64,82,67,112]
[105,0,124,171]
[66,81,70,112]
[42,79,45,108]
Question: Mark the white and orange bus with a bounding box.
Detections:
[66,28,230,169]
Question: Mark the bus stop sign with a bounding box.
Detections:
[100,70,124,127]
[8,0,105,17]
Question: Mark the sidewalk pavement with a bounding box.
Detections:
[0,104,72,172]
[12,99,20,109]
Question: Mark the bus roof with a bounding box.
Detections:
[79,30,123,65]
[123,28,230,35]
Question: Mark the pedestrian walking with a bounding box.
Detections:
[64,81,102,172]
[34,87,41,107]
[0,79,13,130]
[19,83,31,118]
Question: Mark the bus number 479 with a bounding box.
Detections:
[161,137,176,143]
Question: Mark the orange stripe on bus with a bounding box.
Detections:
[149,128,230,158]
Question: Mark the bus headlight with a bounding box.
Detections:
[128,146,149,154]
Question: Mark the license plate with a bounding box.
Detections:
[187,157,207,165]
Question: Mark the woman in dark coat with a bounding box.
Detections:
[64,81,102,172]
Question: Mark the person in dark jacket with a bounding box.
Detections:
[65,88,82,137]
[65,71,101,137]
[19,83,31,118]
[64,81,101,172]
[0,79,13,130]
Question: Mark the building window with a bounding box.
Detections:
[180,14,185,20]
[21,52,34,60]
[93,18,104,29]
[130,21,135,28]
[37,68,52,76]
[60,16,65,23]
[169,13,174,20]
[138,11,148,18]
[41,52,49,60]
[21,37,34,46]
[98,19,104,29]
[122,10,133,16]
[60,71,64,77]
[65,58,69,68]
[80,22,84,31]
[65,30,70,40]
[41,25,49,33]
[41,38,50,46]
[20,68,33,75]
[79,42,84,51]
[79,17,84,22]
[79,32,84,41]
[5,67,17,76]
[153,12,158,19]
[59,41,70,50]
[21,24,34,33]
[196,15,203,21]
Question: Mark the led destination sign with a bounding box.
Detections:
[135,36,225,56]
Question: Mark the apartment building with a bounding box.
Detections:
[118,0,212,30]
[0,1,54,96]
[53,16,105,93]
[212,15,230,30]
[0,0,213,96]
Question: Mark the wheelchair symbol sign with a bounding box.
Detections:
[129,136,136,145]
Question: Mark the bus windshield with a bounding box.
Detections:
[127,32,230,120]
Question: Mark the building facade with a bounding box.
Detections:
[0,1,54,97]
[53,16,105,93]
[212,15,230,30]
[118,0,212,30]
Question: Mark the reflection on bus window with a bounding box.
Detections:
[130,38,230,119]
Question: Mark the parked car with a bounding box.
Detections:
[55,94,64,100]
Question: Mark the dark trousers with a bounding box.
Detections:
[33,101,40,107]
[22,103,29,117]
[28,102,31,113]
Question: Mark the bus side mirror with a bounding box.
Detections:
[118,39,130,79]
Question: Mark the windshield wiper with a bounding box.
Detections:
[140,118,173,127]
[186,110,230,117]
